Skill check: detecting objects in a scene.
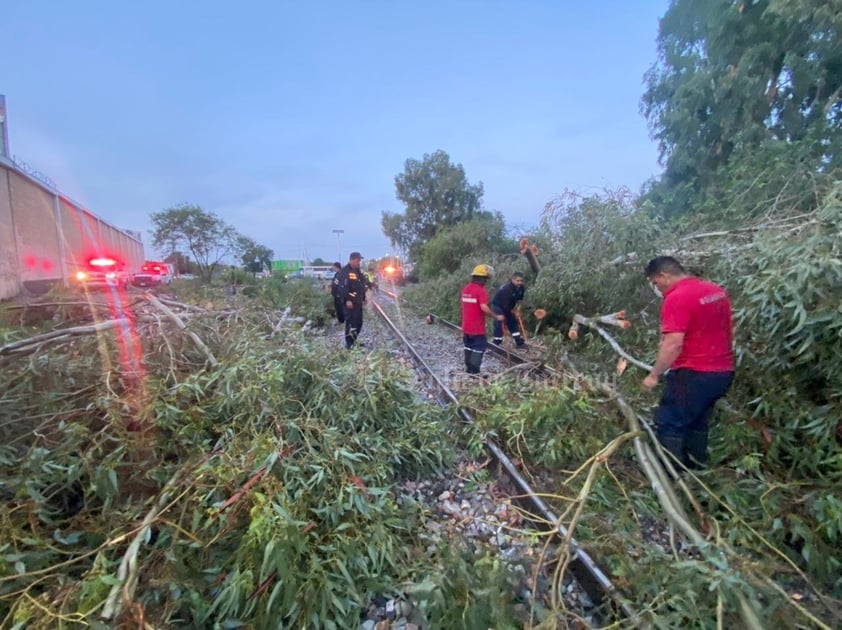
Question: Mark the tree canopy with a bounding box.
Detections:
[151,203,269,282]
[641,0,842,216]
[237,235,274,273]
[382,150,484,260]
[418,212,514,279]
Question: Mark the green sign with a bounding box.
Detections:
[272,260,303,273]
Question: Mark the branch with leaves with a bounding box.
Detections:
[569,313,651,373]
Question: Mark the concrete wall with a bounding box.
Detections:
[0,166,18,298]
[0,159,144,299]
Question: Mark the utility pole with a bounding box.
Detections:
[332,229,344,262]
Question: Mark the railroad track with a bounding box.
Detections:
[369,290,640,625]
[368,288,811,630]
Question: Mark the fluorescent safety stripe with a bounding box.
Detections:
[461,297,478,303]
[463,347,485,353]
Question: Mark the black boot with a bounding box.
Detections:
[685,431,708,469]
[468,350,484,375]
[465,349,478,374]
[658,434,687,468]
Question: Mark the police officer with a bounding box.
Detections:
[329,262,344,324]
[337,252,374,349]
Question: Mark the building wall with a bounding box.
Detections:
[9,168,62,284]
[0,168,19,298]
[0,159,144,299]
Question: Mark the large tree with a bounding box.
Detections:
[237,235,274,273]
[641,0,842,215]
[381,150,484,259]
[151,203,240,282]
[418,212,514,279]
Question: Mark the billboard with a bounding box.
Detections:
[272,260,303,274]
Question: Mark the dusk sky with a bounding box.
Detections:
[3,1,668,263]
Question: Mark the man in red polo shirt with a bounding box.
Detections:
[461,264,506,375]
[643,256,735,468]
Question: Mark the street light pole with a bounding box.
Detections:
[332,229,344,262]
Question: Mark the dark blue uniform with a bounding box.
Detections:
[331,271,344,323]
[337,263,373,348]
[491,280,526,346]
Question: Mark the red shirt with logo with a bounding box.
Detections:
[661,277,734,372]
[461,282,489,335]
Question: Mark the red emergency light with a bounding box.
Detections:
[142,261,168,274]
[89,257,118,267]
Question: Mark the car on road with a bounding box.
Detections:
[132,261,174,287]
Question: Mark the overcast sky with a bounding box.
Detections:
[2,1,668,263]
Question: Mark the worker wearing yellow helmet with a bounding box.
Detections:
[460,264,505,375]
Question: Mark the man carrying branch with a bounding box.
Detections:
[643,256,735,468]
[491,271,527,348]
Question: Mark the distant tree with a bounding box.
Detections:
[237,235,274,272]
[382,150,484,259]
[151,203,240,282]
[418,212,514,279]
[641,0,842,216]
[311,257,328,266]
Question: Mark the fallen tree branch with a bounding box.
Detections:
[519,237,541,275]
[1,301,112,311]
[0,319,130,366]
[144,294,218,367]
[549,356,765,630]
[679,218,820,242]
[271,306,292,336]
[571,314,652,372]
[215,465,271,517]
[155,297,211,313]
[100,465,198,622]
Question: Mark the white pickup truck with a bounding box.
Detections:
[131,261,174,287]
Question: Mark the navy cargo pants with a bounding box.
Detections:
[655,368,734,467]
[344,302,364,348]
[491,306,524,346]
[463,333,487,374]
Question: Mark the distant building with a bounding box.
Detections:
[272,259,304,276]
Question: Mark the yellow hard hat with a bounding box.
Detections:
[471,264,492,277]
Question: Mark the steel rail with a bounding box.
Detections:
[370,296,640,625]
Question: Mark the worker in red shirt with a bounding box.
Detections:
[643,256,735,468]
[461,264,506,375]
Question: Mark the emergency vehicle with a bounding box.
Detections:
[131,261,174,287]
[73,256,130,290]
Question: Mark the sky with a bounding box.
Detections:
[2,1,669,264]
